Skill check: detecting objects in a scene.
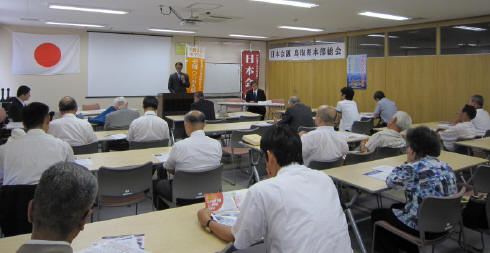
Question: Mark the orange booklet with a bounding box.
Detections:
[204,189,248,226]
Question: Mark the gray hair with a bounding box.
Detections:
[288,96,300,104]
[31,162,98,237]
[113,96,127,107]
[184,110,206,125]
[392,111,412,131]
[316,105,336,124]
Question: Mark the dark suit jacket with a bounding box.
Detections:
[191,99,216,120]
[245,89,266,115]
[168,72,190,94]
[277,103,314,132]
[7,97,24,122]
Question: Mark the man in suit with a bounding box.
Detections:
[168,62,190,93]
[16,162,98,253]
[7,85,30,122]
[104,97,139,130]
[245,81,266,120]
[277,96,314,132]
[191,91,216,120]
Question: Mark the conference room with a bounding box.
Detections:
[1,0,490,252]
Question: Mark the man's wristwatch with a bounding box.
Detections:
[205,218,214,233]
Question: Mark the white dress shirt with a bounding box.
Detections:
[127,111,170,142]
[47,113,97,146]
[0,129,74,185]
[164,130,221,172]
[365,128,406,152]
[336,100,361,131]
[440,121,477,151]
[232,164,352,253]
[301,126,348,166]
[472,108,490,136]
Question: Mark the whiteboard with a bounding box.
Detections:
[87,32,171,97]
[203,63,241,93]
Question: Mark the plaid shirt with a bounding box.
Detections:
[386,156,458,230]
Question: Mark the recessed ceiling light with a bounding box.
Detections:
[359,43,383,47]
[359,11,410,21]
[48,4,128,15]
[367,34,399,39]
[148,28,196,34]
[229,34,268,39]
[453,26,486,32]
[45,21,105,28]
[278,25,323,32]
[399,46,419,49]
[250,0,318,8]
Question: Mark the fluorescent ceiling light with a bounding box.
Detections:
[229,34,268,39]
[315,40,338,44]
[48,4,128,15]
[45,21,105,28]
[359,43,383,47]
[399,46,419,49]
[250,0,318,8]
[278,25,323,32]
[148,28,196,34]
[359,11,410,21]
[453,25,486,31]
[367,34,399,39]
[458,43,477,47]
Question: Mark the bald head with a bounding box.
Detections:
[58,96,77,114]
[315,105,336,126]
[184,110,206,134]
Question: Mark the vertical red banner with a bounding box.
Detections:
[241,51,260,99]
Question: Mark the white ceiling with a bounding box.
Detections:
[1,0,490,40]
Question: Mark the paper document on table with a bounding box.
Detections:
[337,132,366,139]
[363,165,395,181]
[205,189,248,226]
[242,134,261,146]
[252,122,272,127]
[74,158,93,167]
[106,133,127,140]
[75,234,149,253]
[152,153,169,163]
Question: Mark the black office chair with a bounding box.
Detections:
[0,185,37,236]
[129,139,169,150]
[72,142,99,155]
[308,157,343,170]
[374,147,405,160]
[351,118,374,135]
[343,150,375,165]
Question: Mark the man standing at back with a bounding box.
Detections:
[104,97,139,130]
[127,96,170,142]
[16,162,98,253]
[168,62,190,94]
[197,125,352,253]
[467,94,490,136]
[48,96,97,147]
[336,87,361,131]
[277,96,314,132]
[373,90,397,127]
[245,81,266,120]
[0,102,73,185]
[7,85,31,122]
[191,91,216,120]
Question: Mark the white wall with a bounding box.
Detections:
[0,25,267,112]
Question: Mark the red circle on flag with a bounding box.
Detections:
[34,43,61,67]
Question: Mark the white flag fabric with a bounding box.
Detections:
[12,32,80,75]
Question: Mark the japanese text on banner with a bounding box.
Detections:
[268,43,344,61]
[241,51,260,99]
[186,46,205,93]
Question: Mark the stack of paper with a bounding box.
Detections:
[106,133,127,140]
[242,134,261,146]
[152,153,169,163]
[204,189,248,226]
[76,234,148,253]
[74,158,93,167]
[363,165,395,181]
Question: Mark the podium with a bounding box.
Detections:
[157,93,194,117]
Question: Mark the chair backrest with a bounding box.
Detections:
[485,129,490,137]
[226,98,243,112]
[343,150,375,165]
[82,103,100,111]
[230,128,261,149]
[225,117,241,123]
[220,242,266,253]
[206,119,225,124]
[72,142,99,155]
[308,157,343,170]
[98,162,153,198]
[298,126,316,132]
[454,137,476,155]
[239,116,262,122]
[375,147,405,160]
[129,139,169,150]
[417,187,465,239]
[351,118,373,135]
[172,164,223,203]
[0,184,37,236]
[473,165,490,225]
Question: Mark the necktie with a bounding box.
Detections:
[253,91,257,100]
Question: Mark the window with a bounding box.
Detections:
[315,36,344,45]
[441,22,490,55]
[348,34,384,57]
[287,39,314,47]
[388,28,436,56]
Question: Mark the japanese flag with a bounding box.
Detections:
[12,32,80,75]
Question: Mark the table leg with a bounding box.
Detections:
[247,149,261,187]
[170,120,176,145]
[344,190,367,253]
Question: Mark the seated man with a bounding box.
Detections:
[245,81,266,120]
[48,96,97,147]
[440,104,477,151]
[197,125,352,253]
[128,96,170,142]
[361,111,412,152]
[277,96,314,132]
[373,90,397,127]
[299,105,348,166]
[336,87,361,131]
[467,94,490,136]
[155,111,221,207]
[0,102,74,185]
[7,85,30,122]
[17,162,98,253]
[191,91,216,120]
[104,97,139,130]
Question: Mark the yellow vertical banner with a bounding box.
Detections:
[185,46,205,93]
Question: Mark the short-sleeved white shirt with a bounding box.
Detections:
[336,100,361,131]
[472,108,490,136]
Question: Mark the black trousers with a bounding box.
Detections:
[371,203,445,253]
